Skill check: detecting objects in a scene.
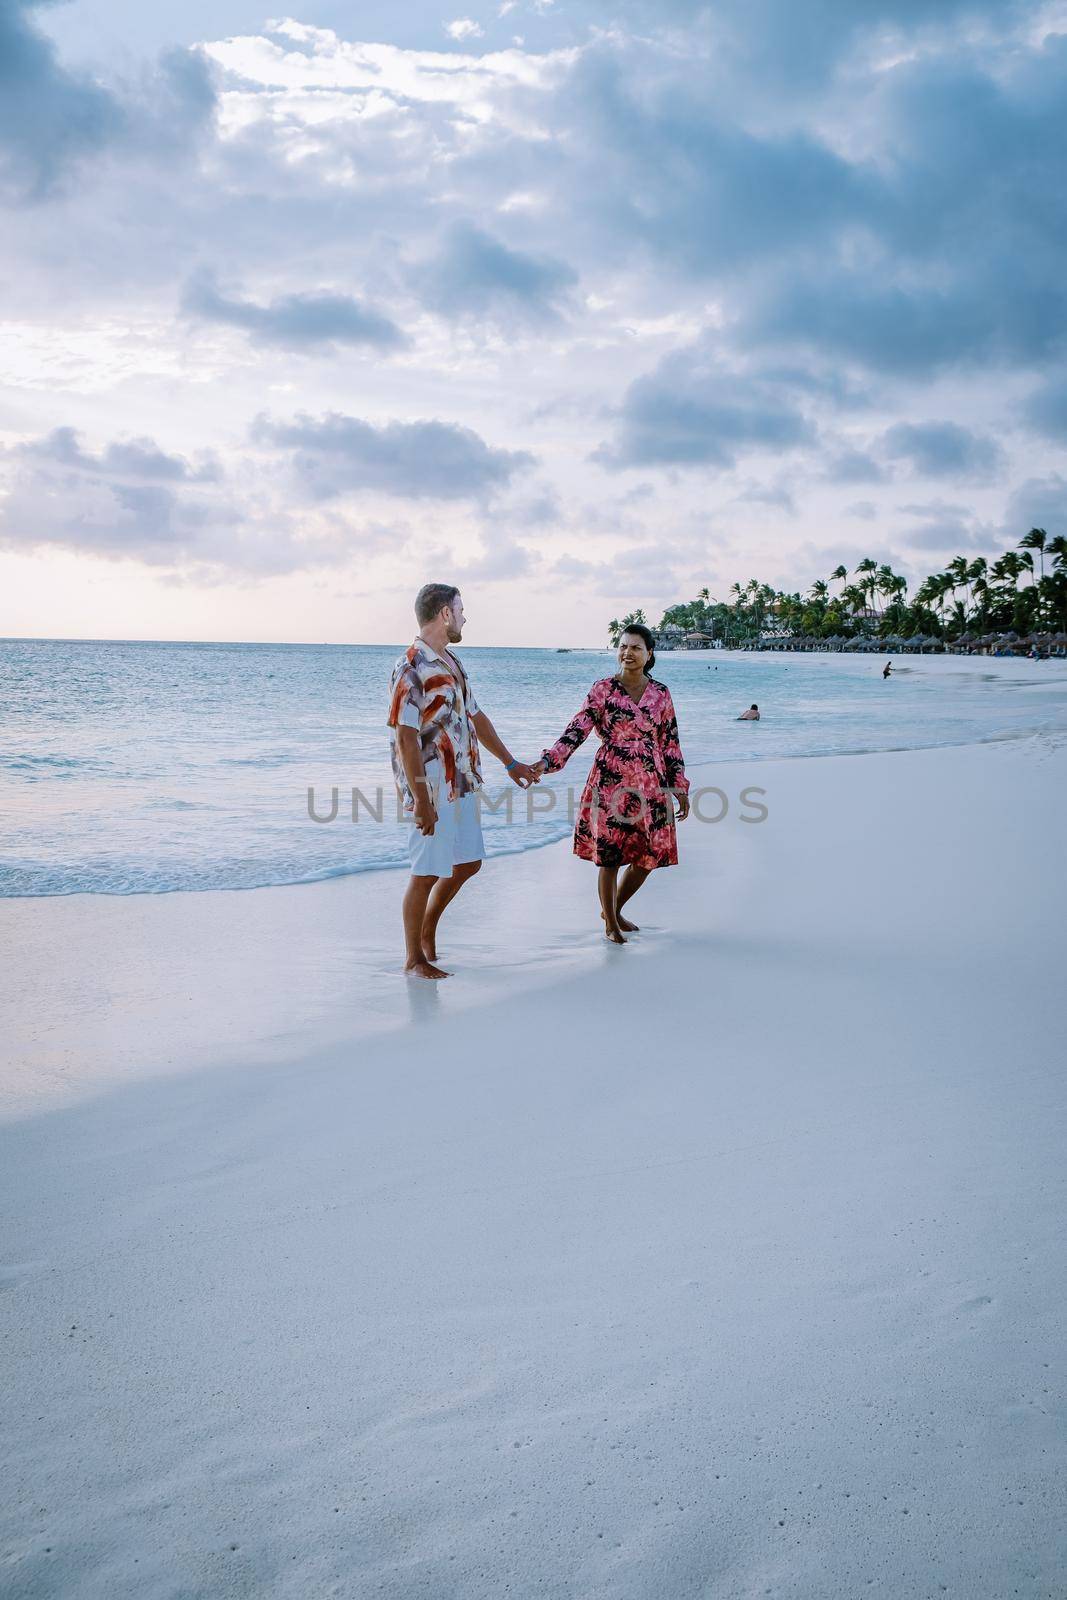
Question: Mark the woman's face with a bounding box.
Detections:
[618,632,650,673]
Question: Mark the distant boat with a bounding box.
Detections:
[555,647,572,653]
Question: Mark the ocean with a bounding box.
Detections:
[3,638,1065,896]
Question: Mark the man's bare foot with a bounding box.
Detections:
[405,956,450,979]
[602,909,639,933]
[604,924,627,944]
[422,930,439,962]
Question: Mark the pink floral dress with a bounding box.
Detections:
[540,676,689,870]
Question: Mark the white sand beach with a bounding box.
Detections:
[2,731,1065,1598]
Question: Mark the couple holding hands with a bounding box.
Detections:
[388,583,689,978]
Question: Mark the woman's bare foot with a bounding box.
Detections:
[405,956,450,979]
[604,924,627,944]
[602,910,639,933]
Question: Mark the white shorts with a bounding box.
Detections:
[407,765,486,878]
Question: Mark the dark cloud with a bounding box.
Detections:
[748,278,999,376]
[22,426,220,482]
[594,343,815,471]
[600,0,1026,89]
[561,42,876,279]
[900,521,994,553]
[895,501,994,552]
[1003,474,1067,536]
[0,0,124,198]
[1022,378,1067,443]
[880,421,1005,482]
[824,450,886,485]
[549,547,685,598]
[182,270,405,351]
[455,538,534,582]
[0,470,215,562]
[410,222,577,328]
[739,42,1067,376]
[732,482,797,514]
[0,423,376,574]
[0,3,215,201]
[0,424,235,565]
[254,411,534,500]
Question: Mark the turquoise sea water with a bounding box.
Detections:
[3,639,1066,896]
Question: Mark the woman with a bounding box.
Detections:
[532,625,690,943]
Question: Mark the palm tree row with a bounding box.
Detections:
[613,530,1067,647]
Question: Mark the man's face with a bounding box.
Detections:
[445,593,465,642]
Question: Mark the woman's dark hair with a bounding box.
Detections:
[620,623,656,672]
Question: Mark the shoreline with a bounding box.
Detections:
[8,649,1067,908]
[1,728,1062,1110]
[2,730,1064,1596]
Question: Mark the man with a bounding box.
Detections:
[882,661,893,679]
[387,583,539,979]
[736,704,760,721]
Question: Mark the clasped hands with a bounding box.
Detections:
[504,758,545,788]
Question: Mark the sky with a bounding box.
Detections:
[1,0,1066,646]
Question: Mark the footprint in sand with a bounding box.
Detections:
[956,1294,995,1313]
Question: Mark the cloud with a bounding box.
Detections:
[445,19,485,41]
[558,40,876,279]
[5,5,1067,609]
[748,279,998,377]
[845,501,878,520]
[21,426,220,482]
[1022,377,1067,443]
[254,411,534,499]
[547,539,703,597]
[0,0,125,198]
[895,500,995,552]
[0,442,227,564]
[595,343,815,470]
[731,481,797,514]
[0,423,379,575]
[899,519,994,553]
[824,450,886,485]
[182,270,405,352]
[455,537,533,581]
[410,222,577,328]
[1003,474,1067,536]
[0,3,215,201]
[880,421,1005,482]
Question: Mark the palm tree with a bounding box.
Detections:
[946,556,972,628]
[841,583,867,626]
[876,564,897,616]
[855,558,879,616]
[809,578,828,602]
[831,564,848,596]
[1020,528,1048,581]
[607,609,647,646]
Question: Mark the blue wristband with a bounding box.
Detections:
[505,758,519,771]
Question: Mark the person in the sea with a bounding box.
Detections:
[528,624,689,944]
[387,583,539,979]
[883,661,893,679]
[737,704,760,720]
